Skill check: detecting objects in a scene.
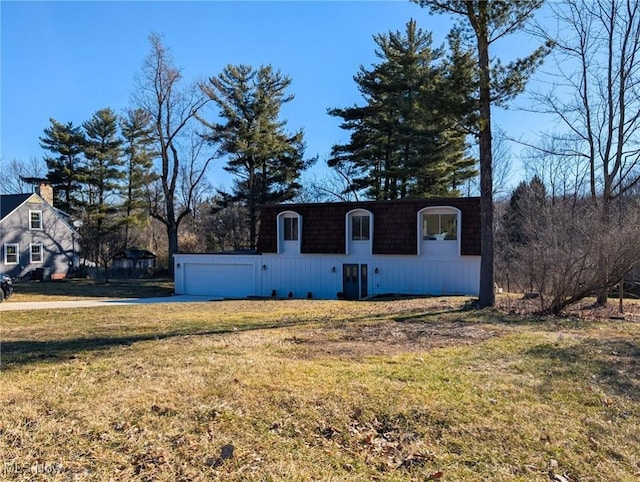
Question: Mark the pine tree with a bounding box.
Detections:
[416,0,550,307]
[80,107,126,282]
[120,108,157,248]
[502,175,546,246]
[39,119,85,213]
[200,64,313,249]
[82,108,125,216]
[328,19,477,200]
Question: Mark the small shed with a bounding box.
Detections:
[112,247,157,278]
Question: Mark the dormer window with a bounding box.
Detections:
[30,210,42,230]
[418,207,461,257]
[284,217,299,241]
[346,209,373,255]
[351,214,370,241]
[277,211,302,254]
[423,213,457,241]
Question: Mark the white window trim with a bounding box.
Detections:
[346,209,373,255]
[4,243,19,265]
[30,243,44,264]
[276,211,302,254]
[417,206,461,256]
[29,209,43,230]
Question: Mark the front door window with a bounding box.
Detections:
[343,263,368,300]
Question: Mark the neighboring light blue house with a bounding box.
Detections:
[0,184,78,280]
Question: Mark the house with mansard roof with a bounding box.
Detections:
[174,197,481,300]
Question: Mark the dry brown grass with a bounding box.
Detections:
[1,297,639,481]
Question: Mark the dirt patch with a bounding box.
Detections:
[282,320,502,360]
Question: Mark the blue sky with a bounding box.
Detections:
[1,1,544,191]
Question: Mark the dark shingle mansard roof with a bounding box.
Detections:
[257,197,482,256]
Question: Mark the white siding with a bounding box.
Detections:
[260,255,343,299]
[420,240,459,257]
[175,255,260,298]
[348,241,371,256]
[369,257,480,296]
[175,253,480,299]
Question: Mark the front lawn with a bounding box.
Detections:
[6,277,174,302]
[1,298,638,481]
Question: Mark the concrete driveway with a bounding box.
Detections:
[0,295,215,311]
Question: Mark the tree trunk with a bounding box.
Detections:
[619,281,624,314]
[249,180,257,251]
[167,223,178,276]
[595,203,610,306]
[476,3,495,308]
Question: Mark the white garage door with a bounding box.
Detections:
[183,263,255,297]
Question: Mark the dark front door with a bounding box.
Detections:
[343,264,368,300]
[360,264,368,298]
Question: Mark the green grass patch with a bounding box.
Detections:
[1,298,638,480]
[7,278,174,302]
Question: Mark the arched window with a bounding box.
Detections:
[277,211,302,254]
[417,207,460,256]
[346,209,373,255]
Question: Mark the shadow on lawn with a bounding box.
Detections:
[11,278,174,300]
[0,318,312,370]
[525,338,640,401]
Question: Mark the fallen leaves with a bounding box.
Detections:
[344,414,440,475]
[205,443,235,469]
[548,459,577,482]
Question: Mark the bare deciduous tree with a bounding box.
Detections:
[521,137,589,203]
[0,157,46,194]
[78,223,127,284]
[465,128,513,199]
[297,160,362,203]
[536,0,640,205]
[531,0,640,304]
[505,196,640,314]
[131,33,213,273]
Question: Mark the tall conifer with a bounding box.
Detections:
[200,64,312,249]
[39,119,85,213]
[416,0,549,307]
[328,19,477,200]
[121,108,157,247]
[82,107,124,219]
[80,107,126,282]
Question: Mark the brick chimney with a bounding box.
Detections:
[36,182,54,206]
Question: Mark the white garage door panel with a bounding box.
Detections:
[184,263,254,297]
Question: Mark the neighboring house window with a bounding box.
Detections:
[423,213,457,241]
[30,210,43,230]
[351,215,370,241]
[4,244,19,264]
[284,217,299,241]
[30,243,43,263]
